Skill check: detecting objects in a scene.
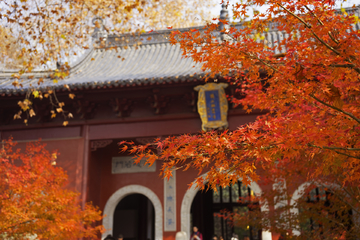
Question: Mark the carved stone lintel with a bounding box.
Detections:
[91,140,113,151]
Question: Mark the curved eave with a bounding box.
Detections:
[0,74,206,96]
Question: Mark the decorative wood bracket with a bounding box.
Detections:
[109,98,133,117]
[184,91,197,112]
[148,89,170,114]
[74,100,97,119]
[90,140,113,151]
[34,103,53,122]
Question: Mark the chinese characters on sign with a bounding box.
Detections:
[112,156,156,174]
[205,90,221,121]
[164,169,176,231]
[194,83,229,131]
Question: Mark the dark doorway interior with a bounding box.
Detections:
[113,194,155,240]
[191,182,262,240]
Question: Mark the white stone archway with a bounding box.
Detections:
[102,185,163,240]
[289,181,355,236]
[289,181,312,236]
[180,174,272,240]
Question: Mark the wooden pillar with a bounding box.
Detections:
[81,125,90,208]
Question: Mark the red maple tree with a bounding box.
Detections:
[0,139,103,239]
[123,0,360,238]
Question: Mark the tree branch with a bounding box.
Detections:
[276,3,311,28]
[326,186,360,215]
[278,3,360,74]
[0,220,33,232]
[309,143,360,159]
[304,5,324,26]
[248,52,280,73]
[219,43,281,73]
[310,94,360,124]
[304,5,340,45]
[276,3,341,55]
[333,150,360,159]
[308,144,360,151]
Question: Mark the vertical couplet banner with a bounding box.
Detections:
[164,169,176,231]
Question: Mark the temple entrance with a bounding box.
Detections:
[113,194,155,240]
[191,181,262,240]
[299,187,353,238]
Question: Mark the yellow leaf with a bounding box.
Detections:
[58,102,65,107]
[61,34,66,39]
[68,113,73,118]
[69,93,75,99]
[13,111,22,119]
[91,58,95,61]
[32,90,39,98]
[53,79,58,83]
[29,109,36,117]
[63,121,68,126]
[56,108,63,113]
[12,80,19,87]
[44,93,49,98]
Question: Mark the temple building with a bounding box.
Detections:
[1,5,359,240]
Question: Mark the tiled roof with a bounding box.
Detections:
[0,42,204,95]
[0,6,359,95]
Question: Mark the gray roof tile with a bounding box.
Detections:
[0,42,204,95]
[1,5,359,95]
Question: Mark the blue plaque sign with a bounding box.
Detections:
[194,83,229,131]
[205,90,221,121]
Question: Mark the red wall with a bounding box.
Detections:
[2,111,307,240]
[1,127,84,193]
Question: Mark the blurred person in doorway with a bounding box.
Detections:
[191,226,203,240]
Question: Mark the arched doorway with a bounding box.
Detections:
[102,185,163,240]
[291,183,354,238]
[180,174,272,240]
[191,181,262,240]
[113,194,155,240]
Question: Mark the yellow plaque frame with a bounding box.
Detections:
[194,83,229,131]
